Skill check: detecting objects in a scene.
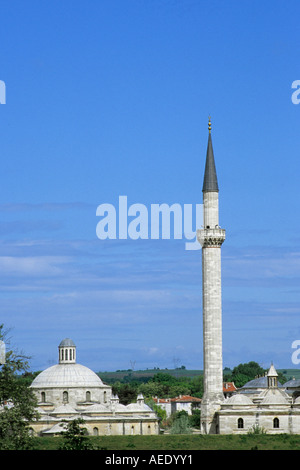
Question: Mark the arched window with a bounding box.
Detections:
[273,417,279,428]
[41,392,46,402]
[237,418,244,429]
[86,391,91,401]
[93,427,99,436]
[104,391,107,403]
[63,391,69,403]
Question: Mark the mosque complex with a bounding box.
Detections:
[28,119,300,436]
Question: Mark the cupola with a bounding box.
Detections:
[58,338,76,364]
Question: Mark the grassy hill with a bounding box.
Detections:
[97,368,300,384]
[97,368,203,383]
[278,369,300,381]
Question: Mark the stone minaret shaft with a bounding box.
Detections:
[197,118,225,434]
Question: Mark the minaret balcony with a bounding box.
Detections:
[197,227,226,247]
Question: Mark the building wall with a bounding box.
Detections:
[218,406,300,434]
[30,416,159,436]
[33,385,112,408]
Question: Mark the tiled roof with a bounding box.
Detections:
[223,382,237,392]
[153,395,201,404]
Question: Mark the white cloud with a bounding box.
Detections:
[0,256,71,276]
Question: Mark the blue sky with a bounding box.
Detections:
[0,0,300,373]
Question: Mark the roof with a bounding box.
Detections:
[283,378,300,388]
[30,363,105,388]
[240,376,284,390]
[153,395,201,404]
[267,364,278,377]
[225,394,253,405]
[223,382,237,392]
[202,131,219,192]
[59,338,76,347]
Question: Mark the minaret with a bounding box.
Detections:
[197,117,226,434]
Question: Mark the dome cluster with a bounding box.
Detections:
[29,339,159,436]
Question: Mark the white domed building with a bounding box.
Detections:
[217,364,300,434]
[30,339,159,436]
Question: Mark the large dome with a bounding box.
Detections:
[31,363,104,389]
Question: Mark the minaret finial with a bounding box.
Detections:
[208,115,211,134]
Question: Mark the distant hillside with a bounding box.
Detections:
[278,369,300,381]
[97,368,300,384]
[97,368,203,383]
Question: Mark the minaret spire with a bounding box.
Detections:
[202,116,219,193]
[197,118,226,434]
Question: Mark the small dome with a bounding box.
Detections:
[284,378,300,388]
[126,403,152,412]
[84,404,109,413]
[114,403,127,411]
[226,394,253,405]
[261,394,288,405]
[126,403,143,411]
[294,396,300,404]
[51,404,78,415]
[59,338,76,347]
[241,376,268,389]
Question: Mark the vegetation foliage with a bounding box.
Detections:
[0,324,39,450]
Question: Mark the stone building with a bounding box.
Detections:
[153,395,201,418]
[30,338,159,436]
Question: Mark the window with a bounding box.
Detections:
[86,391,91,401]
[41,392,46,402]
[63,391,69,403]
[104,391,107,403]
[237,418,244,429]
[273,417,279,428]
[93,427,99,436]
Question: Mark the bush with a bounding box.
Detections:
[170,411,192,435]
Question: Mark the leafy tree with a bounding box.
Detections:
[170,411,191,434]
[111,382,138,405]
[59,418,96,450]
[189,375,204,398]
[0,324,39,450]
[189,408,200,429]
[224,361,266,388]
[145,398,167,422]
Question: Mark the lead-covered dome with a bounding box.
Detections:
[31,338,105,389]
[31,362,104,389]
[226,394,253,405]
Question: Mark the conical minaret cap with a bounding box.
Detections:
[202,117,219,192]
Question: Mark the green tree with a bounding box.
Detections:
[170,411,191,434]
[0,324,39,450]
[112,382,138,405]
[189,408,200,429]
[59,418,95,450]
[145,398,167,422]
[224,361,265,388]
